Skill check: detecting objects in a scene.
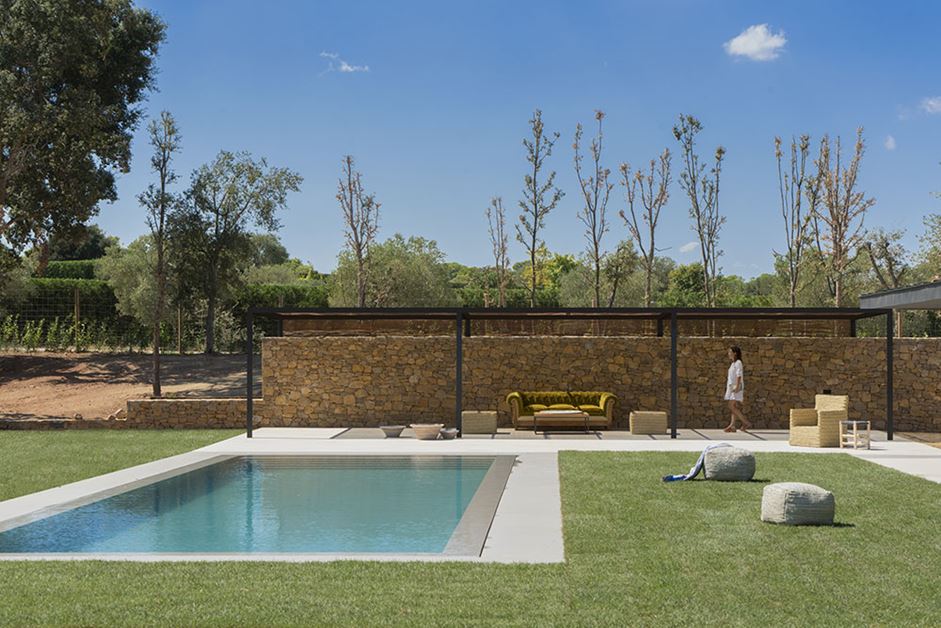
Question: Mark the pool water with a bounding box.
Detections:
[0,456,497,554]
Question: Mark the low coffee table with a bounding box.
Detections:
[533,409,591,433]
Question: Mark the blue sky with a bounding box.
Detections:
[100,0,941,278]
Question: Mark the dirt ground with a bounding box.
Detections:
[0,352,260,420]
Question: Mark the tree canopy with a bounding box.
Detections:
[0,0,165,255]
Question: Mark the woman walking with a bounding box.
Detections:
[723,345,751,432]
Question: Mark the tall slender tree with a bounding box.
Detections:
[486,197,510,307]
[774,135,814,307]
[337,156,380,307]
[139,111,181,396]
[673,115,725,307]
[517,110,564,307]
[810,129,874,306]
[621,148,672,306]
[573,111,613,307]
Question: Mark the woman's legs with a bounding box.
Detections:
[724,400,738,431]
[730,400,751,430]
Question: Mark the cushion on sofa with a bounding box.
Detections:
[548,403,576,410]
[578,404,605,416]
[523,404,547,414]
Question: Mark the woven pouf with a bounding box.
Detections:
[761,482,835,525]
[703,446,755,481]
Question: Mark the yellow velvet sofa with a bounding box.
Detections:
[505,391,617,430]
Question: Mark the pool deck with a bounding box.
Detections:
[1,427,939,564]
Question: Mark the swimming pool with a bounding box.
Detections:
[0,455,514,556]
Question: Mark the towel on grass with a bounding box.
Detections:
[662,443,732,482]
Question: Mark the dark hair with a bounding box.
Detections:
[729,345,742,363]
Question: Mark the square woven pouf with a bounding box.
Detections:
[461,410,498,434]
[630,411,667,435]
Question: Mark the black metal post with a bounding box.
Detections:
[464,316,471,337]
[456,312,463,437]
[886,310,894,441]
[656,317,664,337]
[849,319,857,337]
[670,312,678,439]
[246,311,254,438]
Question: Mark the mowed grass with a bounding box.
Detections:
[1,434,940,625]
[0,430,240,501]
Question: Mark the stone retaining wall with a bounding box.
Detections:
[261,336,941,431]
[124,398,264,429]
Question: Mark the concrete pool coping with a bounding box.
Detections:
[1,427,939,563]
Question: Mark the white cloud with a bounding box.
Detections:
[319,51,369,75]
[920,96,941,114]
[723,24,787,61]
[679,241,698,254]
[884,135,897,151]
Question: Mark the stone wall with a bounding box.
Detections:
[125,398,265,429]
[261,336,941,431]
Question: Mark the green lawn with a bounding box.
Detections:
[1,433,939,626]
[0,430,240,501]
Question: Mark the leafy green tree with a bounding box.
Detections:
[660,263,708,307]
[243,259,317,286]
[0,0,165,256]
[329,234,456,307]
[171,151,303,353]
[44,224,119,262]
[249,233,291,267]
[517,110,564,306]
[97,236,169,328]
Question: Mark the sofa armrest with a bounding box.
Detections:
[505,392,523,421]
[790,408,818,428]
[599,392,618,419]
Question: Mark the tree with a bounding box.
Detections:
[97,236,176,333]
[602,240,639,307]
[673,115,725,307]
[0,0,164,256]
[864,228,909,291]
[486,197,510,307]
[573,111,614,307]
[249,233,291,267]
[920,214,941,280]
[337,156,380,307]
[621,149,672,306]
[171,151,302,353]
[810,129,874,306]
[774,135,814,306]
[517,110,564,306]
[329,234,456,307]
[138,111,181,396]
[44,224,118,261]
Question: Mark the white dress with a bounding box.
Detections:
[724,359,744,402]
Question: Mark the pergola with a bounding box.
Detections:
[245,306,895,439]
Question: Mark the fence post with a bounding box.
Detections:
[73,286,80,348]
[177,303,183,354]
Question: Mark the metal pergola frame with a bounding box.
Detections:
[245,306,894,440]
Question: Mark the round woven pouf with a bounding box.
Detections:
[703,446,756,481]
[761,482,835,525]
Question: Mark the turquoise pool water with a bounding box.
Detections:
[0,456,496,554]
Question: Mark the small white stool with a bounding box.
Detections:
[839,420,871,450]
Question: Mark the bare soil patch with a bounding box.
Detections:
[0,352,260,420]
